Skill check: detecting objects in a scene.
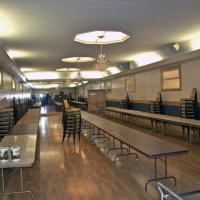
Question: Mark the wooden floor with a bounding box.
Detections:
[1,106,200,200]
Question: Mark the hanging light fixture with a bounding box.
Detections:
[94,41,109,71]
[74,31,130,71]
[74,59,84,83]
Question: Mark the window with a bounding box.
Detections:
[125,75,135,92]
[161,66,181,91]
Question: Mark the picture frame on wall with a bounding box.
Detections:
[125,75,135,92]
[0,72,3,89]
[105,80,112,91]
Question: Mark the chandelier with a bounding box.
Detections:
[94,43,109,71]
[75,60,84,83]
[75,71,83,83]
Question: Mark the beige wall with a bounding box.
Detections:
[76,55,200,103]
[32,88,76,99]
[0,71,30,108]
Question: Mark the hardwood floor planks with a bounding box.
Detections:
[1,108,200,199]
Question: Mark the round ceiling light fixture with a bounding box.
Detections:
[62,57,95,63]
[74,30,130,44]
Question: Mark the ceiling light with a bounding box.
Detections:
[56,68,79,72]
[25,72,60,80]
[33,84,59,89]
[20,68,35,72]
[74,71,84,83]
[62,57,95,63]
[94,44,109,71]
[173,43,180,51]
[133,52,162,66]
[0,13,13,36]
[74,30,129,44]
[106,66,121,74]
[190,36,200,51]
[7,50,26,58]
[81,71,104,79]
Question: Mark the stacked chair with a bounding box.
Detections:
[0,108,14,139]
[120,94,130,109]
[62,100,81,145]
[180,88,198,136]
[149,92,163,114]
[149,92,163,130]
[13,98,29,123]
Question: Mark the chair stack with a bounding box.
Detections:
[149,92,163,114]
[180,99,196,119]
[13,99,28,123]
[149,101,161,114]
[180,88,198,119]
[180,88,198,136]
[62,105,81,145]
[120,94,130,109]
[120,100,129,109]
[0,108,14,139]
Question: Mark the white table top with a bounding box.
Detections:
[0,135,37,168]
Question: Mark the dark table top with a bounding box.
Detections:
[105,107,200,127]
[81,111,189,158]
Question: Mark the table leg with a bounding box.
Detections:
[1,168,5,192]
[0,167,34,199]
[145,157,176,191]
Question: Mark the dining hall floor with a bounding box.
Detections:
[1,105,200,200]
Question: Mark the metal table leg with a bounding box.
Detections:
[0,167,34,199]
[145,157,176,191]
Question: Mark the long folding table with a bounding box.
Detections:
[0,135,37,199]
[0,108,40,199]
[81,111,189,191]
[105,107,200,142]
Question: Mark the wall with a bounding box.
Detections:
[75,82,100,100]
[32,88,76,100]
[76,53,200,117]
[0,70,30,109]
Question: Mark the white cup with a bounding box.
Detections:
[10,146,20,160]
[0,147,9,161]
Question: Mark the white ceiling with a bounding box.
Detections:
[1,0,200,85]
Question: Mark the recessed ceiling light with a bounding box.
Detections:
[106,67,121,74]
[25,72,60,80]
[0,13,13,36]
[133,52,162,66]
[20,68,35,72]
[190,36,200,51]
[74,30,130,44]
[173,43,180,51]
[62,57,95,63]
[7,50,26,58]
